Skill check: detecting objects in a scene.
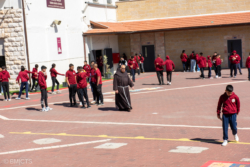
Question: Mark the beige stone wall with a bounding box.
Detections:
[165,25,250,70]
[0,9,26,90]
[116,0,250,21]
[118,34,131,59]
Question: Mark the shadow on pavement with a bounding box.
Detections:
[232,79,248,81]
[190,138,222,145]
[142,84,161,85]
[185,78,202,80]
[98,107,127,112]
[54,103,74,108]
[25,107,41,112]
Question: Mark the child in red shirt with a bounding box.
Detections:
[217,85,240,146]
[246,53,250,81]
[38,66,53,112]
[215,54,222,78]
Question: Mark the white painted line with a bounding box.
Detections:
[152,113,158,115]
[0,139,111,155]
[169,146,209,154]
[1,117,250,130]
[0,115,9,120]
[0,134,4,138]
[94,143,127,149]
[2,81,246,111]
[33,138,61,145]
[241,158,250,162]
[0,101,69,111]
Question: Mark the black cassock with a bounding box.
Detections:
[113,69,134,110]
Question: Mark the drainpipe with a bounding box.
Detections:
[83,35,87,61]
[21,0,31,79]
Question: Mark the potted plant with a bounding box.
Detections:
[103,55,112,79]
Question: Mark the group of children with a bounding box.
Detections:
[0,61,104,112]
[180,50,248,79]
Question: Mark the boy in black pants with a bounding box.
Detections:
[66,64,77,107]
[76,66,91,109]
[0,66,11,101]
[38,66,53,112]
[217,85,240,146]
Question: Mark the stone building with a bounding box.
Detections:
[0,9,26,90]
[84,0,250,72]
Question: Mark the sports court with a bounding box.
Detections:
[0,69,250,167]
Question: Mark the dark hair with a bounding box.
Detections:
[131,56,134,59]
[69,64,74,67]
[226,85,233,92]
[200,52,203,56]
[0,66,2,69]
[84,61,87,63]
[50,63,56,71]
[182,50,185,53]
[21,66,25,71]
[35,64,39,68]
[217,54,220,56]
[214,52,217,53]
[41,66,47,70]
[135,53,138,56]
[157,54,160,57]
[2,66,6,70]
[78,66,83,70]
[192,51,195,53]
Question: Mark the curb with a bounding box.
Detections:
[12,79,113,95]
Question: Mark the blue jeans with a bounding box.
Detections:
[248,68,250,79]
[18,82,29,98]
[196,64,200,72]
[236,63,242,74]
[130,69,135,82]
[190,59,196,72]
[222,114,237,140]
[208,67,212,77]
[182,62,186,71]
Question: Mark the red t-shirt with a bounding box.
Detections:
[77,72,88,89]
[93,68,102,85]
[66,70,77,85]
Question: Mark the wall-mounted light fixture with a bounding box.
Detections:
[50,20,62,27]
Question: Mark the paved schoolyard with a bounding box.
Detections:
[0,69,250,167]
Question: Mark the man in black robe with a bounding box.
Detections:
[113,65,134,112]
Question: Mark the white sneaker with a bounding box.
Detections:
[15,97,21,100]
[79,102,83,106]
[56,90,62,94]
[26,97,30,100]
[169,82,171,85]
[91,101,96,104]
[215,75,218,78]
[234,134,239,142]
[51,92,57,95]
[0,93,2,95]
[45,107,53,112]
[8,99,11,101]
[41,108,46,112]
[221,140,228,146]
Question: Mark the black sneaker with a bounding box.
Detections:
[81,106,86,109]
[87,106,91,108]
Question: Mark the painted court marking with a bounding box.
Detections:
[1,115,250,130]
[0,134,4,138]
[33,138,61,145]
[9,132,250,145]
[169,146,209,154]
[0,139,111,155]
[94,143,127,149]
[1,80,247,111]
